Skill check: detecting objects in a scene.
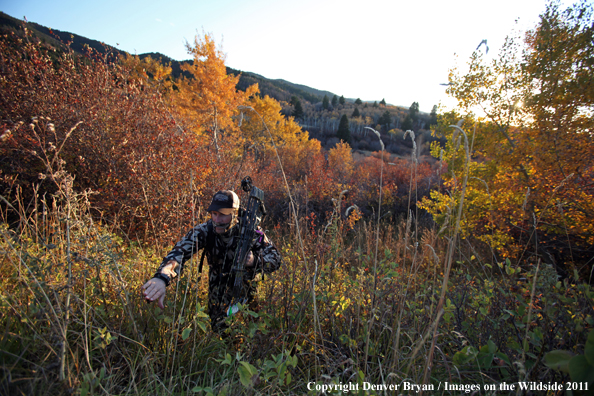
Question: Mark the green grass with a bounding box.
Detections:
[1,182,592,395]
[1,123,592,396]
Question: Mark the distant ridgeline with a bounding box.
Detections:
[0,11,439,155]
[0,12,331,104]
[0,11,125,61]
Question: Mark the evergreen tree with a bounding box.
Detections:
[378,110,391,130]
[373,101,378,108]
[331,95,338,106]
[380,98,387,106]
[352,107,361,118]
[355,98,363,106]
[293,99,304,120]
[402,114,413,131]
[339,95,346,105]
[322,95,330,110]
[337,114,351,143]
[409,101,419,121]
[429,105,438,126]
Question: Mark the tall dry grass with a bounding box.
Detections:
[1,121,592,396]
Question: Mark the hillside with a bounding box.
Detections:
[0,12,333,105]
[0,11,438,156]
[0,12,126,61]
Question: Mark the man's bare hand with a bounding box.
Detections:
[142,277,166,309]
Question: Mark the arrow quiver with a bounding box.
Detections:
[228,177,266,315]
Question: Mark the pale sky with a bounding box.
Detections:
[1,0,559,112]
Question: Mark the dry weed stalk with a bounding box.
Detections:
[362,127,385,373]
[421,120,471,389]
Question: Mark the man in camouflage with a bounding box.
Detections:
[142,190,281,331]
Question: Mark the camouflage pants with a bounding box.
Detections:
[209,282,258,333]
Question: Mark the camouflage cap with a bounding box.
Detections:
[207,190,240,215]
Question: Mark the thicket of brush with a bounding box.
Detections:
[1,130,592,395]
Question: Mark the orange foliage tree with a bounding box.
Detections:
[237,95,332,219]
[171,32,258,154]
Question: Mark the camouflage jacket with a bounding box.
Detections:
[155,219,281,322]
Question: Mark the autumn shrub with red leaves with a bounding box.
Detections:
[0,31,211,243]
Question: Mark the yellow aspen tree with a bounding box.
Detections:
[171,32,258,152]
[421,1,593,274]
[328,140,354,185]
[119,54,173,94]
[240,95,310,156]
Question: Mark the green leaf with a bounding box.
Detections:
[163,316,172,324]
[238,361,258,388]
[223,353,232,365]
[453,346,478,366]
[487,339,497,354]
[237,366,252,387]
[191,386,213,394]
[544,350,574,373]
[496,352,511,366]
[182,327,192,340]
[533,326,544,342]
[569,355,594,384]
[218,384,228,396]
[509,340,521,351]
[357,369,364,383]
[477,353,494,369]
[261,359,275,372]
[278,362,287,380]
[263,370,275,381]
[585,330,594,366]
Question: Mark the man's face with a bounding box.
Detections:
[210,210,233,234]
